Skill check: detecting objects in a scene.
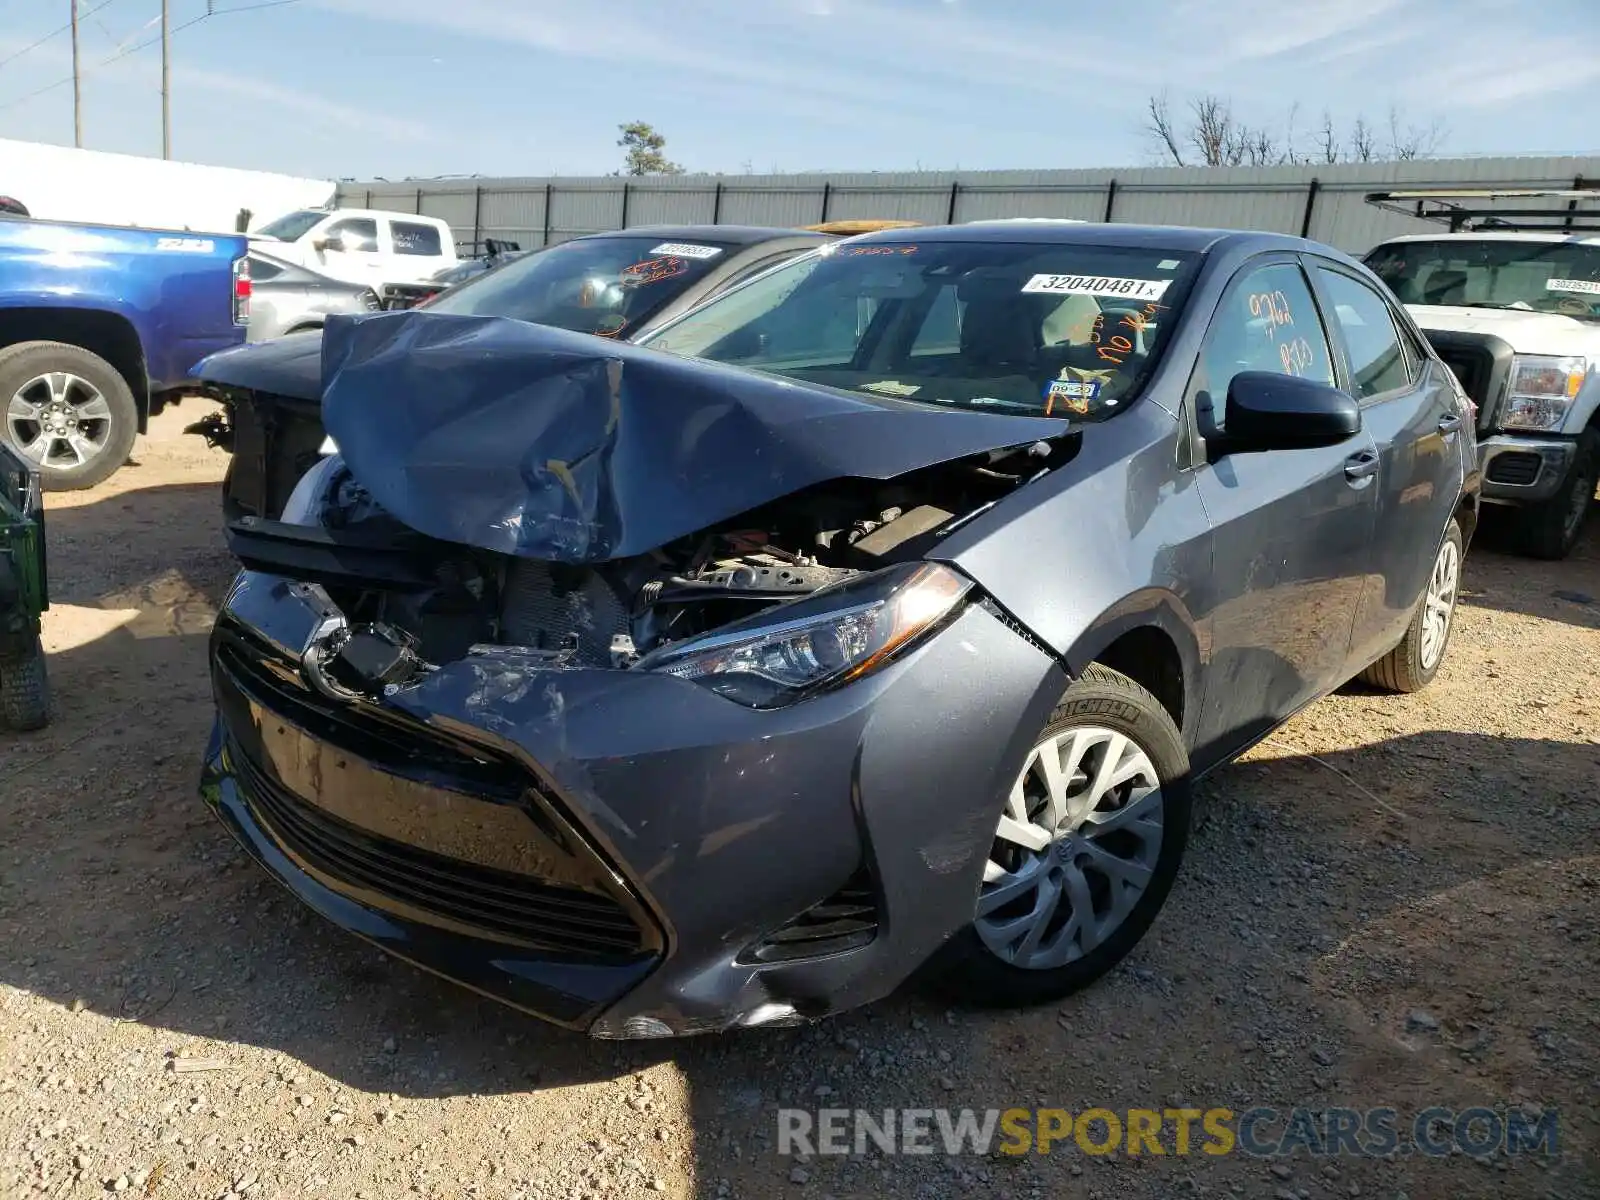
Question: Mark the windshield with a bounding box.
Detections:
[426,235,734,338]
[1364,239,1600,320]
[256,209,327,242]
[637,240,1200,418]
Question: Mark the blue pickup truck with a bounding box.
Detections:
[0,214,249,489]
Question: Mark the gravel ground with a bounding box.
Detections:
[2,405,1597,1200]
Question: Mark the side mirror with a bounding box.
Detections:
[313,233,344,253]
[1213,371,1361,456]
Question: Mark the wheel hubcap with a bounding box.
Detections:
[975,726,1163,971]
[5,372,113,470]
[1419,538,1459,672]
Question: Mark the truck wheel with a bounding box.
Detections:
[0,632,50,731]
[0,341,139,491]
[1510,429,1599,560]
[1360,519,1463,694]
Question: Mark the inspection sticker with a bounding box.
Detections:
[650,242,723,259]
[1546,278,1600,295]
[1022,274,1171,301]
[1044,378,1100,413]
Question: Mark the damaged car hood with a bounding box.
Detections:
[196,330,324,399]
[315,311,1069,562]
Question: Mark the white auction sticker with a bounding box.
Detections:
[650,242,723,259]
[1022,274,1171,301]
[1547,278,1600,296]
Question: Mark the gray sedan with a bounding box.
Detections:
[246,253,379,342]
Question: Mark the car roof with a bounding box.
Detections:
[1375,231,1600,247]
[573,224,830,247]
[843,221,1328,255]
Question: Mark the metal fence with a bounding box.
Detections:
[336,155,1600,256]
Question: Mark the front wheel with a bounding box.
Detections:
[1359,518,1463,694]
[0,632,50,731]
[933,664,1191,1009]
[1509,429,1598,561]
[0,341,139,491]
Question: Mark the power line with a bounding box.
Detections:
[0,1,299,116]
[0,0,125,71]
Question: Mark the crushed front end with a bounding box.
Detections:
[200,313,1071,1036]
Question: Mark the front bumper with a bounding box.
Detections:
[1477,433,1576,503]
[202,570,1065,1036]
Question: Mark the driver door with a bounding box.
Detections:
[1189,255,1379,764]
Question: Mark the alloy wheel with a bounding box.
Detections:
[975,726,1163,971]
[6,372,115,471]
[1419,536,1460,672]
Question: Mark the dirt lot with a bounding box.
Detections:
[2,406,1597,1200]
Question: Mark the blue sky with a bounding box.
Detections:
[2,0,1597,182]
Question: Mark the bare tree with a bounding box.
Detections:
[1348,116,1377,163]
[1387,106,1445,160]
[1146,92,1187,167]
[1315,111,1341,165]
[1144,94,1444,167]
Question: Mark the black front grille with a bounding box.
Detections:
[229,743,646,958]
[745,867,879,964]
[1420,330,1515,433]
[215,616,524,802]
[1488,451,1543,487]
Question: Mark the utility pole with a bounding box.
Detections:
[70,0,82,147]
[160,0,171,159]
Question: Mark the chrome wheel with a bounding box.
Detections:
[1419,536,1460,672]
[975,726,1163,970]
[6,372,115,471]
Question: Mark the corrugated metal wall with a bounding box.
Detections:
[337,155,1600,255]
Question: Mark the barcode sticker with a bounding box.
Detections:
[1022,274,1171,301]
[1546,278,1600,295]
[650,242,723,259]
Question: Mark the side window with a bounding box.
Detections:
[247,258,283,281]
[709,252,801,296]
[392,220,444,257]
[909,285,962,356]
[1313,268,1411,399]
[1195,261,1334,427]
[323,218,378,253]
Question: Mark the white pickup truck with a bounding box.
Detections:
[1364,190,1600,559]
[248,207,457,289]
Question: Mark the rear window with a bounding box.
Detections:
[425,235,734,338]
[638,240,1201,418]
[393,220,444,257]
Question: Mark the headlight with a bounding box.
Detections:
[635,562,972,708]
[1501,355,1587,432]
[278,453,342,525]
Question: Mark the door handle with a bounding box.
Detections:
[1438,413,1463,435]
[1344,450,1380,481]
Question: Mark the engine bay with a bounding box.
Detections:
[275,440,1056,692]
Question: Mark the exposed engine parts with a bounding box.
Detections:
[303,445,1040,683]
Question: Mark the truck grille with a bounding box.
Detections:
[1419,330,1514,434]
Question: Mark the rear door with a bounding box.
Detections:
[1307,260,1465,668]
[1188,254,1379,758]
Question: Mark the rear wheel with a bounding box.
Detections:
[0,632,50,731]
[1509,429,1598,560]
[1360,519,1462,694]
[0,341,139,491]
[934,664,1191,1008]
